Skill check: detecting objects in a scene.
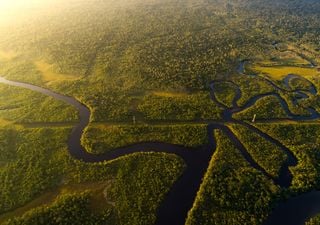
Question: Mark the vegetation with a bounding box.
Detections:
[82,124,207,154]
[2,192,110,225]
[288,77,315,91]
[137,92,221,121]
[233,76,275,107]
[211,81,238,108]
[254,123,320,192]
[0,127,185,224]
[279,92,311,117]
[234,96,289,121]
[0,128,72,214]
[186,130,280,225]
[0,0,320,224]
[306,214,320,225]
[0,84,78,123]
[250,65,319,80]
[230,124,287,178]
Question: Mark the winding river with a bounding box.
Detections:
[1,55,320,225]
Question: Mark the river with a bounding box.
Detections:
[1,65,320,225]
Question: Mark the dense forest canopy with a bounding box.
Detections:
[0,0,318,91]
[0,0,320,224]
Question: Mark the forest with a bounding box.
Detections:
[0,0,320,224]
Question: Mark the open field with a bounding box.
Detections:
[151,91,189,98]
[250,65,319,80]
[0,51,16,61]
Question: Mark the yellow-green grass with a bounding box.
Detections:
[151,91,189,98]
[251,65,319,80]
[34,60,80,84]
[0,50,17,61]
[0,181,111,224]
[0,118,23,129]
[0,118,13,127]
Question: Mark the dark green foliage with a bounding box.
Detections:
[0,129,17,163]
[0,84,78,123]
[2,192,109,225]
[279,92,311,116]
[0,127,185,224]
[255,124,320,192]
[137,92,221,121]
[0,0,320,224]
[54,152,185,225]
[234,96,289,120]
[212,82,238,108]
[230,124,287,178]
[82,124,207,154]
[82,91,132,122]
[233,76,275,107]
[186,130,280,225]
[306,214,320,225]
[289,77,314,91]
[0,128,71,214]
[108,153,185,225]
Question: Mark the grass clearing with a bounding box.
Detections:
[0,50,17,61]
[0,118,13,127]
[151,91,189,98]
[251,65,319,80]
[34,60,80,84]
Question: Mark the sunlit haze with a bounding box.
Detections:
[0,0,41,9]
[0,0,57,26]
